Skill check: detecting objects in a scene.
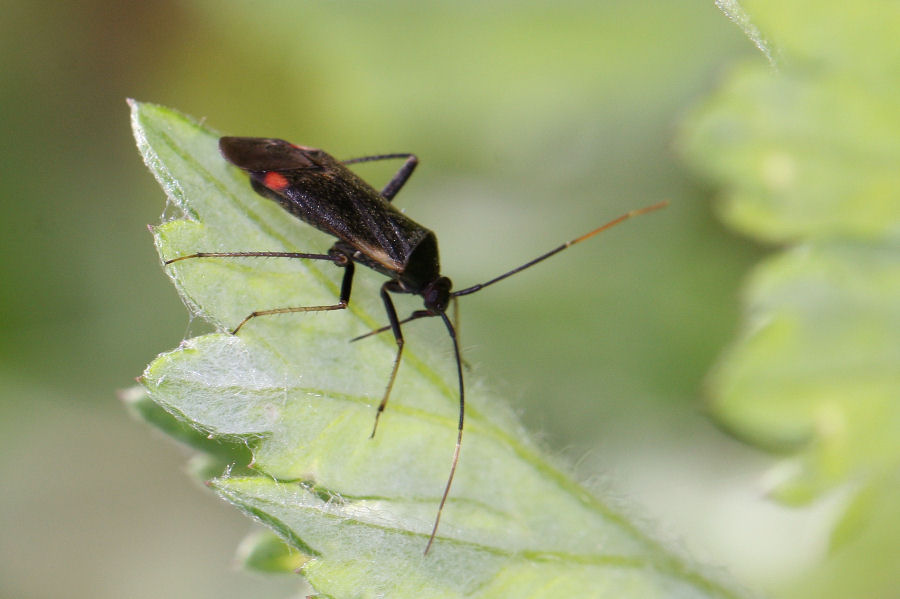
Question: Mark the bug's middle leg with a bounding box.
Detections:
[232,259,355,334]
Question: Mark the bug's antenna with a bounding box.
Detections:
[424,310,465,555]
[452,200,668,298]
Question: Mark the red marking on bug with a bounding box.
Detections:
[263,171,289,192]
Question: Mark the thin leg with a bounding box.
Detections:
[165,251,335,265]
[342,153,418,201]
[370,281,405,438]
[164,250,355,334]
[349,309,432,343]
[232,261,355,333]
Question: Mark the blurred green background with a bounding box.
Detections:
[0,2,831,597]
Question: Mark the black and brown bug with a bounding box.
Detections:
[165,137,667,553]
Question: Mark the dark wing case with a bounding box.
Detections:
[276,158,435,277]
[221,137,438,282]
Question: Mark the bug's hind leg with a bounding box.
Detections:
[341,153,418,201]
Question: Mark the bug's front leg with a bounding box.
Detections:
[370,280,406,437]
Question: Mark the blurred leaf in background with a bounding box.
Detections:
[681,1,900,598]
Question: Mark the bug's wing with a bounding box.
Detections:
[221,137,436,277]
[279,165,432,274]
[220,137,319,171]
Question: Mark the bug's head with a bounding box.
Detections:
[220,137,323,172]
[422,276,452,313]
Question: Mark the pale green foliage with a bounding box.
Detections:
[131,101,741,598]
[682,2,900,597]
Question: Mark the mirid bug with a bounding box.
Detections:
[165,137,667,554]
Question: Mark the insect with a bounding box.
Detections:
[165,136,667,553]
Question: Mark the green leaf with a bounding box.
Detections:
[236,529,308,574]
[130,99,742,598]
[120,385,253,471]
[680,1,900,597]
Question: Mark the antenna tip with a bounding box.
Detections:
[634,199,669,215]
